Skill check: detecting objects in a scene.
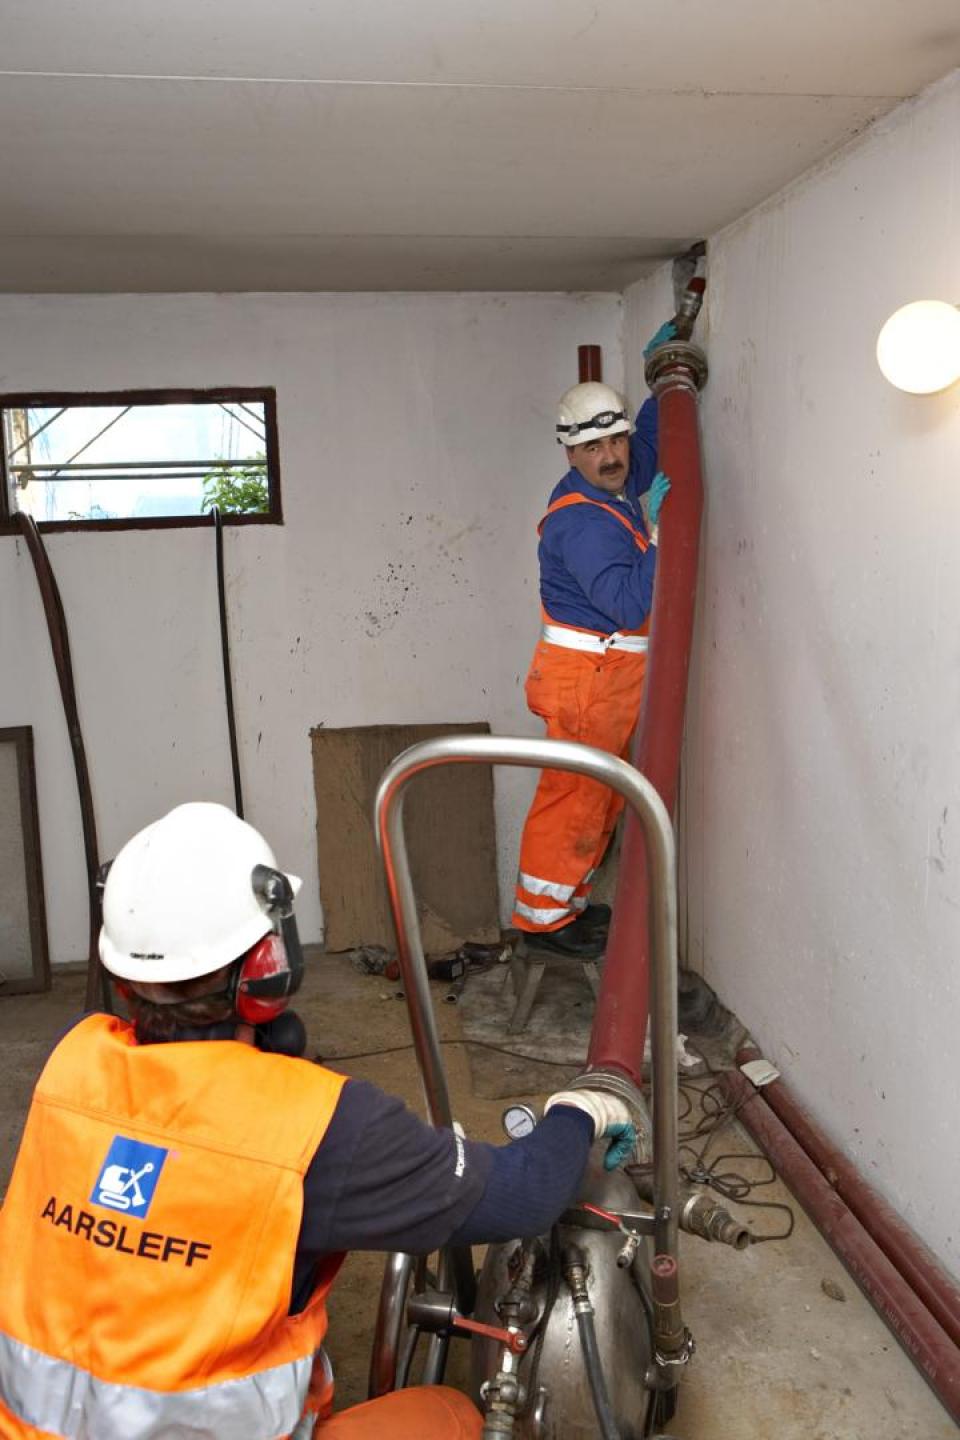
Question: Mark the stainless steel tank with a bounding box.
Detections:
[470,1163,658,1438]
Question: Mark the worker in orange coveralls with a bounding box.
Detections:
[0,803,638,1440]
[512,327,675,958]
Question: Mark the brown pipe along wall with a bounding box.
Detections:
[722,1068,960,1423]
[737,1046,960,1351]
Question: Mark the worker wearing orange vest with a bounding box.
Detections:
[512,343,674,957]
[0,803,639,1439]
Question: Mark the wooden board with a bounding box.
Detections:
[312,722,501,955]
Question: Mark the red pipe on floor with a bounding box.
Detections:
[722,1068,960,1422]
[737,1046,960,1350]
[588,336,708,1083]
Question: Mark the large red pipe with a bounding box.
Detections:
[737,1046,960,1350]
[722,1069,960,1422]
[588,343,707,1082]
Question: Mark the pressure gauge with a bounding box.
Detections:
[502,1103,538,1140]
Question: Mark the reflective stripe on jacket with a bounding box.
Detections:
[0,1014,347,1439]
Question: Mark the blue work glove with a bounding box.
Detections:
[642,321,677,358]
[544,1089,639,1171]
[602,1121,639,1172]
[647,470,671,526]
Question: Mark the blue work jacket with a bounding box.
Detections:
[538,397,659,633]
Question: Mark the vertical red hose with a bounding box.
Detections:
[588,351,707,1082]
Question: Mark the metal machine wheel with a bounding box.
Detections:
[369,1247,466,1397]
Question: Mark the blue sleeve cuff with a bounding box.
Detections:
[449,1107,593,1245]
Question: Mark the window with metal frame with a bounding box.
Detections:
[0,388,281,531]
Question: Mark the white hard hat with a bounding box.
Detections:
[556,382,633,446]
[99,802,302,985]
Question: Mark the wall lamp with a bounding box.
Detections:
[876,300,960,394]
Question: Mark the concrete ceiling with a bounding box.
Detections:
[3,1,960,292]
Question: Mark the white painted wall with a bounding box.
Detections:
[0,292,623,961]
[625,70,960,1274]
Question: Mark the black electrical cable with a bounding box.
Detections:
[211,505,244,818]
[673,1043,797,1243]
[688,1152,795,1244]
[317,1038,588,1068]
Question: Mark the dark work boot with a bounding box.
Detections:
[579,902,611,939]
[526,916,605,959]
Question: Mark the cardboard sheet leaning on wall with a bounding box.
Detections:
[312,721,500,955]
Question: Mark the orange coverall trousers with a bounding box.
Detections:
[512,636,647,933]
[319,1385,482,1437]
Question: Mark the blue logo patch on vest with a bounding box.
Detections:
[91,1135,168,1219]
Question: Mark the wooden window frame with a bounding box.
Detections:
[0,386,282,534]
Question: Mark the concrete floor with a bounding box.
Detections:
[0,956,953,1439]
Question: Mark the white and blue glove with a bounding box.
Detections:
[642,321,677,358]
[647,470,671,527]
[545,1088,638,1171]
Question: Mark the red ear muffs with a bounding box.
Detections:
[233,933,301,1025]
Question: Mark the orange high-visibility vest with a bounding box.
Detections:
[0,1013,347,1439]
[539,490,651,554]
[538,492,651,642]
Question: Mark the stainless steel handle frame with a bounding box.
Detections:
[374,733,681,1256]
[368,1251,414,1399]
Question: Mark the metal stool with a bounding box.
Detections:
[507,936,602,1034]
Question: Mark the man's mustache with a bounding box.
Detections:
[599,462,624,475]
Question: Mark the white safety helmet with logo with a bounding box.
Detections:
[555,381,633,447]
[99,801,304,985]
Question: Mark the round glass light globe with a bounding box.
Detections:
[876,300,960,394]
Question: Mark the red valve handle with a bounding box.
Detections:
[449,1313,527,1354]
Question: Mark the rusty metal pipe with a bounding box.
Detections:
[588,339,707,1083]
[722,1068,960,1422]
[577,344,603,382]
[737,1046,960,1350]
[650,1253,688,1362]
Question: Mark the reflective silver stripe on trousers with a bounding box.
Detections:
[517,870,576,903]
[513,898,573,926]
[0,1329,311,1440]
[540,623,648,654]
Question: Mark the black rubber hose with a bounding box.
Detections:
[16,512,109,1012]
[211,506,244,818]
[575,1306,622,1440]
